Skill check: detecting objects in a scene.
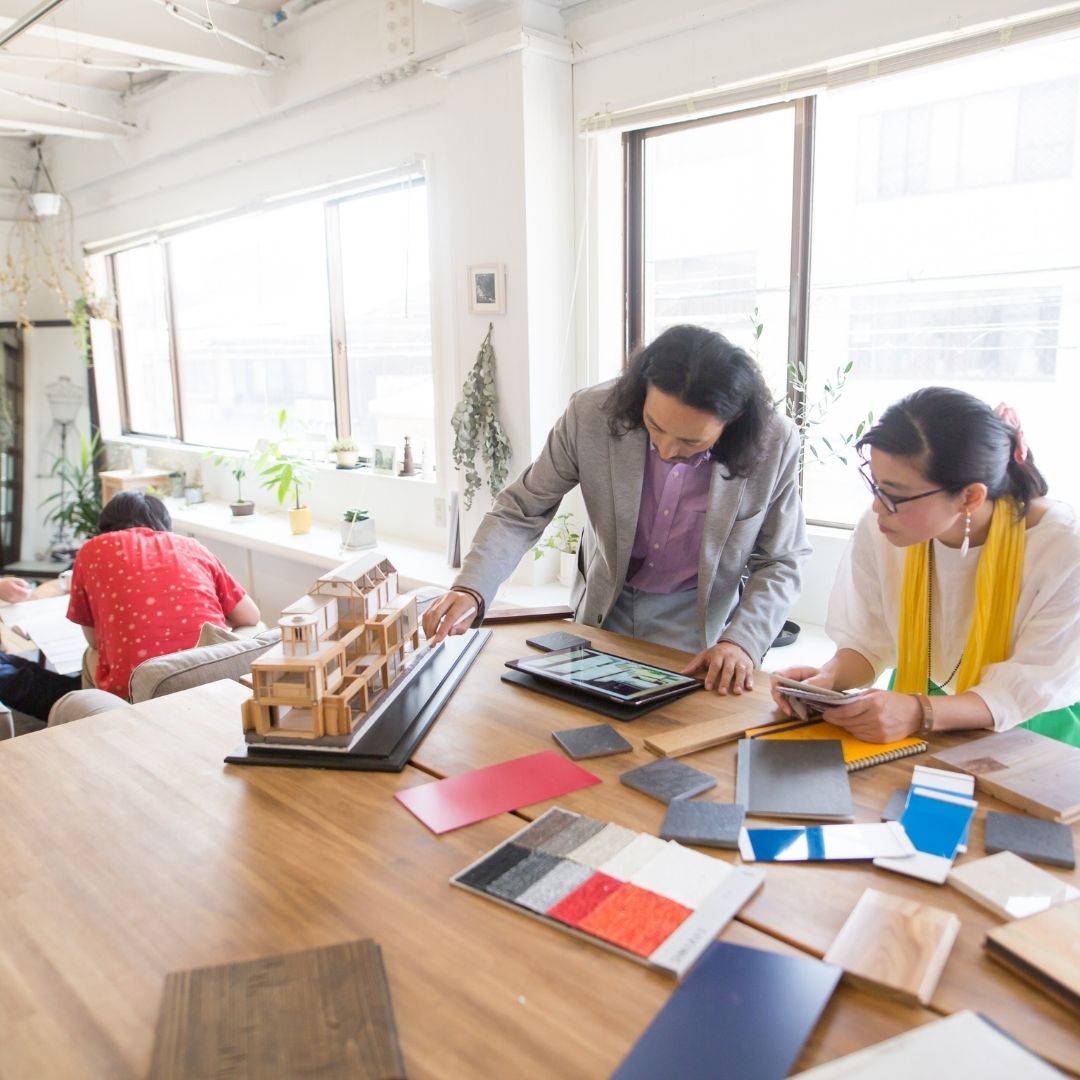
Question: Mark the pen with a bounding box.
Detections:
[446,605,478,631]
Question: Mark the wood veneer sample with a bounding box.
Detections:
[643,713,764,758]
[926,729,1080,824]
[148,939,406,1080]
[823,888,961,1006]
[984,899,1080,1016]
[948,851,1080,920]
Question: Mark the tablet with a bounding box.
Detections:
[505,646,701,708]
[772,675,872,709]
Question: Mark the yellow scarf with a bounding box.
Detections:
[895,499,1025,694]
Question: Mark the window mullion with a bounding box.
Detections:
[161,242,185,442]
[108,253,134,434]
[623,130,645,361]
[787,95,816,489]
[324,200,350,439]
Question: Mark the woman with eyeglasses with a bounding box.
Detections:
[770,386,1080,747]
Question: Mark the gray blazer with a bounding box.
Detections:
[454,382,810,663]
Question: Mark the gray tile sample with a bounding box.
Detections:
[984,810,1076,869]
[536,816,606,856]
[457,843,532,890]
[882,788,907,823]
[514,808,579,850]
[660,802,744,849]
[552,724,633,760]
[735,739,853,821]
[619,758,717,804]
[488,851,564,900]
[516,860,594,913]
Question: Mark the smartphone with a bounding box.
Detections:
[525,630,592,652]
[773,675,872,709]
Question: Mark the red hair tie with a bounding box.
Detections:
[994,402,1028,463]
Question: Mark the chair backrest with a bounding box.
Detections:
[128,629,280,703]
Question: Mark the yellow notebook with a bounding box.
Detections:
[746,719,927,772]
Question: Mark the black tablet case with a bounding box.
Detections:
[500,668,697,721]
[225,629,490,772]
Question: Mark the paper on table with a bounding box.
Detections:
[394,750,601,834]
[0,594,85,676]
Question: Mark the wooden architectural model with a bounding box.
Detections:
[241,554,420,746]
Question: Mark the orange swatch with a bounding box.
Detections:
[547,872,623,925]
[579,885,692,956]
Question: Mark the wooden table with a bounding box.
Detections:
[0,625,1077,1078]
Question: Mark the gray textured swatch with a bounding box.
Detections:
[567,823,638,868]
[620,758,717,804]
[516,860,593,913]
[881,789,907,823]
[660,801,744,849]
[488,851,564,900]
[552,724,633,760]
[985,810,1076,869]
[536,815,605,855]
[514,809,579,850]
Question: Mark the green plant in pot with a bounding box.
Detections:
[340,507,376,550]
[207,450,256,516]
[258,410,312,535]
[42,431,103,557]
[330,436,360,469]
[531,512,581,587]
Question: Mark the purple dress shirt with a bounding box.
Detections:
[626,443,712,594]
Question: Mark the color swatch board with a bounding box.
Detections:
[795,1009,1065,1079]
[927,729,1080,824]
[610,940,841,1080]
[451,807,765,979]
[148,939,405,1080]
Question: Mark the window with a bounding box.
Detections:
[109,172,433,460]
[626,34,1080,526]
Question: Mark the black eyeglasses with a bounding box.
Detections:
[858,463,946,515]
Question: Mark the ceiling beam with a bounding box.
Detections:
[0,1,280,77]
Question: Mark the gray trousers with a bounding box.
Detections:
[598,585,701,654]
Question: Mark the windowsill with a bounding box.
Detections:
[166,497,574,610]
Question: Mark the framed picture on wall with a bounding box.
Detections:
[373,445,396,473]
[467,264,505,315]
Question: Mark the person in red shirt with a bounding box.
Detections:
[67,492,260,697]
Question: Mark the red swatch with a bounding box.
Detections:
[547,872,623,925]
[578,885,692,957]
[394,750,600,834]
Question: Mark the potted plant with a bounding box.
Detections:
[532,512,581,586]
[340,508,376,550]
[42,431,103,557]
[330,436,361,468]
[207,450,255,516]
[258,409,312,535]
[183,474,205,505]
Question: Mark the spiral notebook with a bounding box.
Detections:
[746,719,927,772]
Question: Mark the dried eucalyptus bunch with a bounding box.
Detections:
[450,322,512,509]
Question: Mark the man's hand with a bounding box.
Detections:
[0,577,32,604]
[681,641,755,695]
[822,690,922,744]
[421,590,479,645]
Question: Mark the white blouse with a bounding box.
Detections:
[826,500,1080,731]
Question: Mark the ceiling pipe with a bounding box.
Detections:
[0,0,70,50]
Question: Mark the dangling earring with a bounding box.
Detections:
[960,511,971,558]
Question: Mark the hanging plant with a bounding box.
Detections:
[450,322,512,510]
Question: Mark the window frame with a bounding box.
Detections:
[106,171,431,455]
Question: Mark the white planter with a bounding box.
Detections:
[341,517,376,549]
[335,450,359,468]
[558,550,578,587]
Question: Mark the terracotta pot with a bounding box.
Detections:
[289,506,312,535]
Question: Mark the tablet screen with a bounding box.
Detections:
[508,647,699,705]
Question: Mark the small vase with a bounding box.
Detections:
[341,517,376,549]
[289,506,312,535]
[558,550,578,587]
[335,450,359,468]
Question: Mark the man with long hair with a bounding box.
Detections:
[424,325,809,694]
